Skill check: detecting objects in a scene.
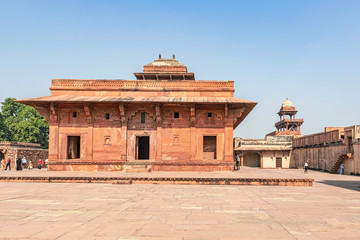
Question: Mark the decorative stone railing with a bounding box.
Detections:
[50,79,234,90]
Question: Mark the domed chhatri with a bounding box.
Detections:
[281,98,294,108]
[267,98,304,136]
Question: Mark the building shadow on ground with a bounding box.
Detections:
[317,180,360,192]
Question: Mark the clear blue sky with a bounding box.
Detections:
[1,0,359,138]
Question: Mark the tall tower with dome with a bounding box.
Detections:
[267,98,304,136]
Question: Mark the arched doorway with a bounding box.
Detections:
[0,150,4,161]
[243,152,261,167]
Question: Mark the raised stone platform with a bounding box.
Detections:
[0,167,314,186]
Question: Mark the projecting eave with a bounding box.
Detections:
[16,95,257,129]
[16,95,256,104]
[233,101,257,129]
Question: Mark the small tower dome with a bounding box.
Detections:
[281,98,294,108]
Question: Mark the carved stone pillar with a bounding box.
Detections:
[190,104,196,160]
[48,103,59,161]
[155,104,162,161]
[84,103,93,160]
[224,123,234,162]
[119,104,127,161]
[225,106,245,162]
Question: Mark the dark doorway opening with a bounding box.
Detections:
[276,157,282,168]
[203,136,217,160]
[67,136,80,159]
[243,153,261,167]
[137,136,149,160]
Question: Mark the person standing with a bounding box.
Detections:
[16,157,22,171]
[235,154,240,170]
[28,160,33,170]
[22,157,27,169]
[340,163,344,175]
[304,161,309,174]
[5,157,11,170]
[38,159,43,169]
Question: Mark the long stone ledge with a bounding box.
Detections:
[0,176,313,186]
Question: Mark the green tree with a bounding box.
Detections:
[0,98,49,148]
[0,114,5,141]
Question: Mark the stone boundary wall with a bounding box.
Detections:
[293,129,342,148]
[290,145,346,171]
[0,142,48,169]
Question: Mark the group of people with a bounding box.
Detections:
[1,156,47,171]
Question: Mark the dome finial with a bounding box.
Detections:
[172,54,175,59]
[159,53,161,59]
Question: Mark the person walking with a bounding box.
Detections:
[5,157,11,170]
[22,157,27,169]
[304,161,309,174]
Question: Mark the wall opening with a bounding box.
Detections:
[140,112,146,123]
[67,136,80,159]
[136,136,149,160]
[243,152,260,167]
[276,157,282,168]
[347,136,352,153]
[203,136,217,160]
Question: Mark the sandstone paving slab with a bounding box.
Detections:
[0,169,359,239]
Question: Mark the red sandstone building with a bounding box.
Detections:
[17,56,256,171]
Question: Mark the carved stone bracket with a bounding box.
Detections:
[34,103,50,122]
[119,103,126,124]
[229,107,245,124]
[190,104,196,126]
[49,103,58,123]
[84,103,92,124]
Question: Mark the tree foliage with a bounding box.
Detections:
[0,98,49,148]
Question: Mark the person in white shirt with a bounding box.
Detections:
[304,161,309,173]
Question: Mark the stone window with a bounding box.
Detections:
[105,113,110,120]
[174,112,179,118]
[72,112,77,118]
[207,112,212,118]
[140,112,146,124]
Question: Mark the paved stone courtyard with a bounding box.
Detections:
[0,168,359,239]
